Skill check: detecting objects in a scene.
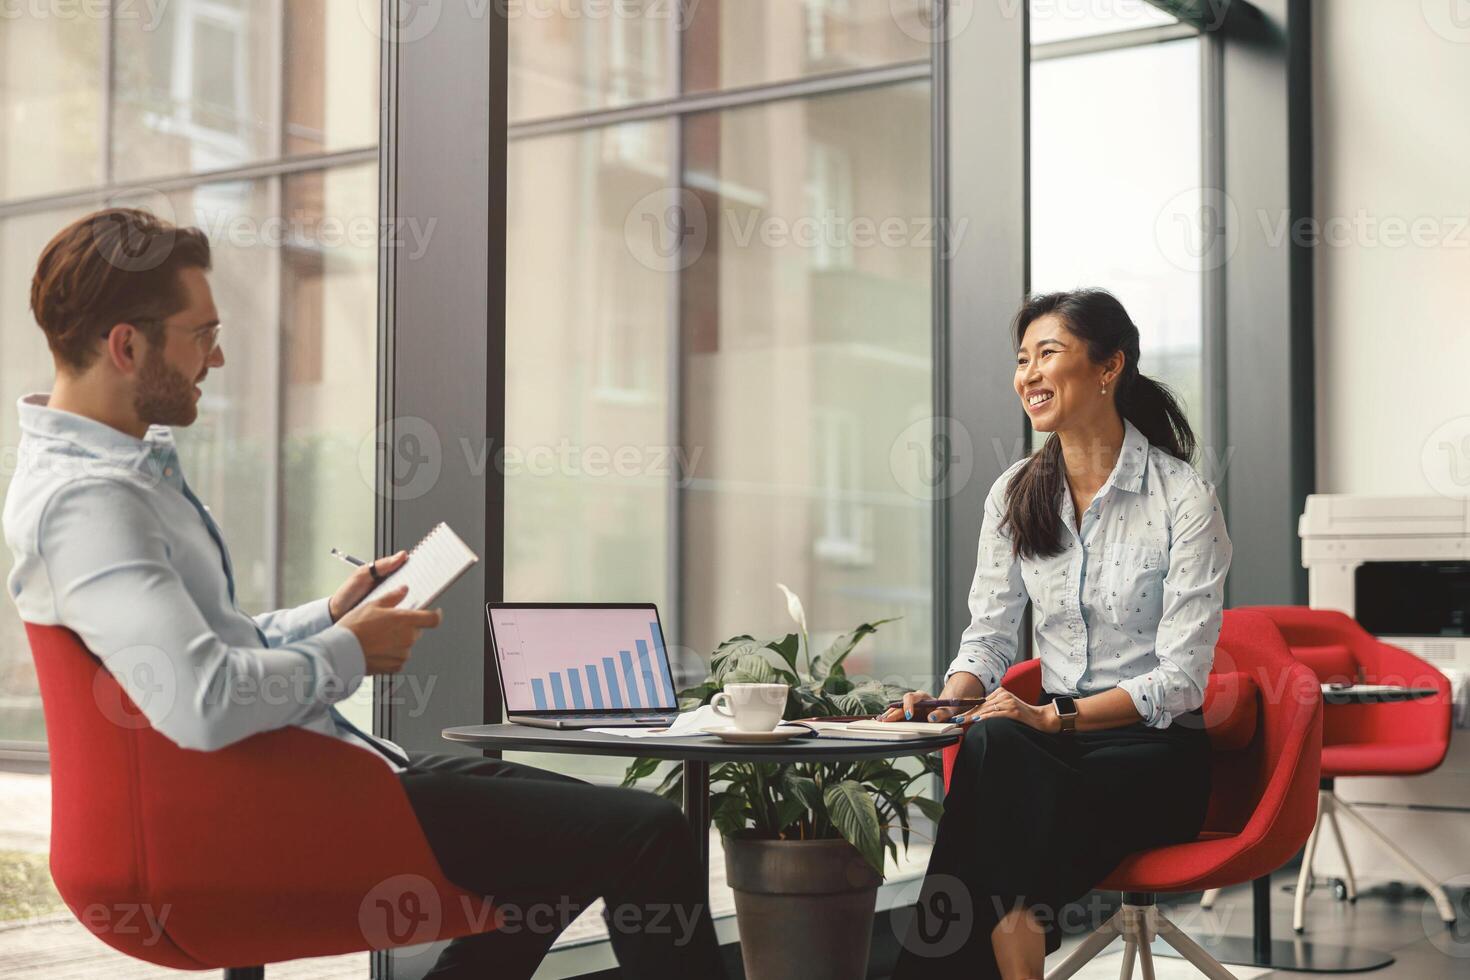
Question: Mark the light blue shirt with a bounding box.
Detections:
[945,419,1232,728]
[3,394,405,766]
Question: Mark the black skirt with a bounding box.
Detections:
[892,696,1212,978]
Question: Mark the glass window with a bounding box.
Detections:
[1030,37,1204,431]
[509,0,677,123]
[111,0,379,181]
[1029,0,1178,46]
[0,207,92,745]
[676,82,933,683]
[681,0,930,95]
[0,15,104,200]
[509,0,930,124]
[504,120,677,724]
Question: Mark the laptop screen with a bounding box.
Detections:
[489,605,679,714]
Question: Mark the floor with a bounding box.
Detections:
[1032,871,1470,980]
[5,766,1468,978]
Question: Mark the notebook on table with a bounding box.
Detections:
[790,717,964,741]
[361,522,479,609]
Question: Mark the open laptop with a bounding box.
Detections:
[487,603,681,729]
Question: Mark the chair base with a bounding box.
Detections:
[223,968,264,979]
[1047,895,1240,980]
[1202,785,1459,931]
[1292,787,1458,932]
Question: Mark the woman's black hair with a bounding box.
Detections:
[1002,288,1195,560]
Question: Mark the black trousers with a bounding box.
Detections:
[399,753,726,980]
[892,706,1211,978]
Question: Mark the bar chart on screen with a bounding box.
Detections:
[491,606,679,713]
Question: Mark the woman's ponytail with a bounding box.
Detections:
[1117,372,1194,465]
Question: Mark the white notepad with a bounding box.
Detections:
[360,523,479,610]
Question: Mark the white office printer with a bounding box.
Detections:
[1298,494,1470,891]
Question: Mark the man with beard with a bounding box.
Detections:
[3,209,725,979]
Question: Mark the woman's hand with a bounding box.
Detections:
[879,690,964,723]
[879,690,972,723]
[952,687,1059,733]
[882,671,988,723]
[329,550,408,622]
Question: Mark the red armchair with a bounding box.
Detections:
[940,609,1322,979]
[27,624,489,978]
[1241,606,1456,932]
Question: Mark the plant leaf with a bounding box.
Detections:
[812,617,900,680]
[780,771,823,817]
[767,633,801,674]
[823,779,885,875]
[726,652,799,687]
[774,796,808,834]
[710,636,765,680]
[713,793,751,837]
[911,796,945,823]
[621,756,661,787]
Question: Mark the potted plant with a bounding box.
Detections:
[623,586,944,980]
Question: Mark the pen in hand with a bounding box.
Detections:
[884,697,986,710]
[330,547,366,567]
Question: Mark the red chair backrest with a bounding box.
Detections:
[26,624,481,968]
[1242,605,1452,753]
[25,624,200,966]
[1202,610,1321,869]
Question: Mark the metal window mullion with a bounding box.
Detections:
[667,12,685,651]
[264,173,285,611]
[373,0,401,750]
[263,0,286,613]
[371,5,401,971]
[508,60,932,141]
[929,0,950,701]
[1030,21,1199,62]
[0,147,378,219]
[1200,29,1227,508]
[101,0,116,186]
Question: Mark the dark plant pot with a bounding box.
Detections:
[724,834,883,980]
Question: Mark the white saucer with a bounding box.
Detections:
[701,724,808,744]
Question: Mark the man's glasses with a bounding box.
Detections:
[189,323,223,354]
[102,320,222,354]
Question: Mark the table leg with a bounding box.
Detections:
[682,759,711,875]
[1254,874,1272,963]
[1152,874,1395,973]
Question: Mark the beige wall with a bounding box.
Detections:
[1313,0,1470,495]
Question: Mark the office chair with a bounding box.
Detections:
[941,609,1323,979]
[26,624,489,977]
[1204,606,1455,932]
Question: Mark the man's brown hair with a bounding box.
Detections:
[30,208,212,372]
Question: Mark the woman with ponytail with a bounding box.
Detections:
[884,288,1231,979]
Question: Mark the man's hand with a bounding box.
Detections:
[337,586,443,675]
[953,687,1059,733]
[329,550,408,622]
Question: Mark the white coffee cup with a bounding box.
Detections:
[710,683,789,732]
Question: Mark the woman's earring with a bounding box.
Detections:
[1100,387,1107,395]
